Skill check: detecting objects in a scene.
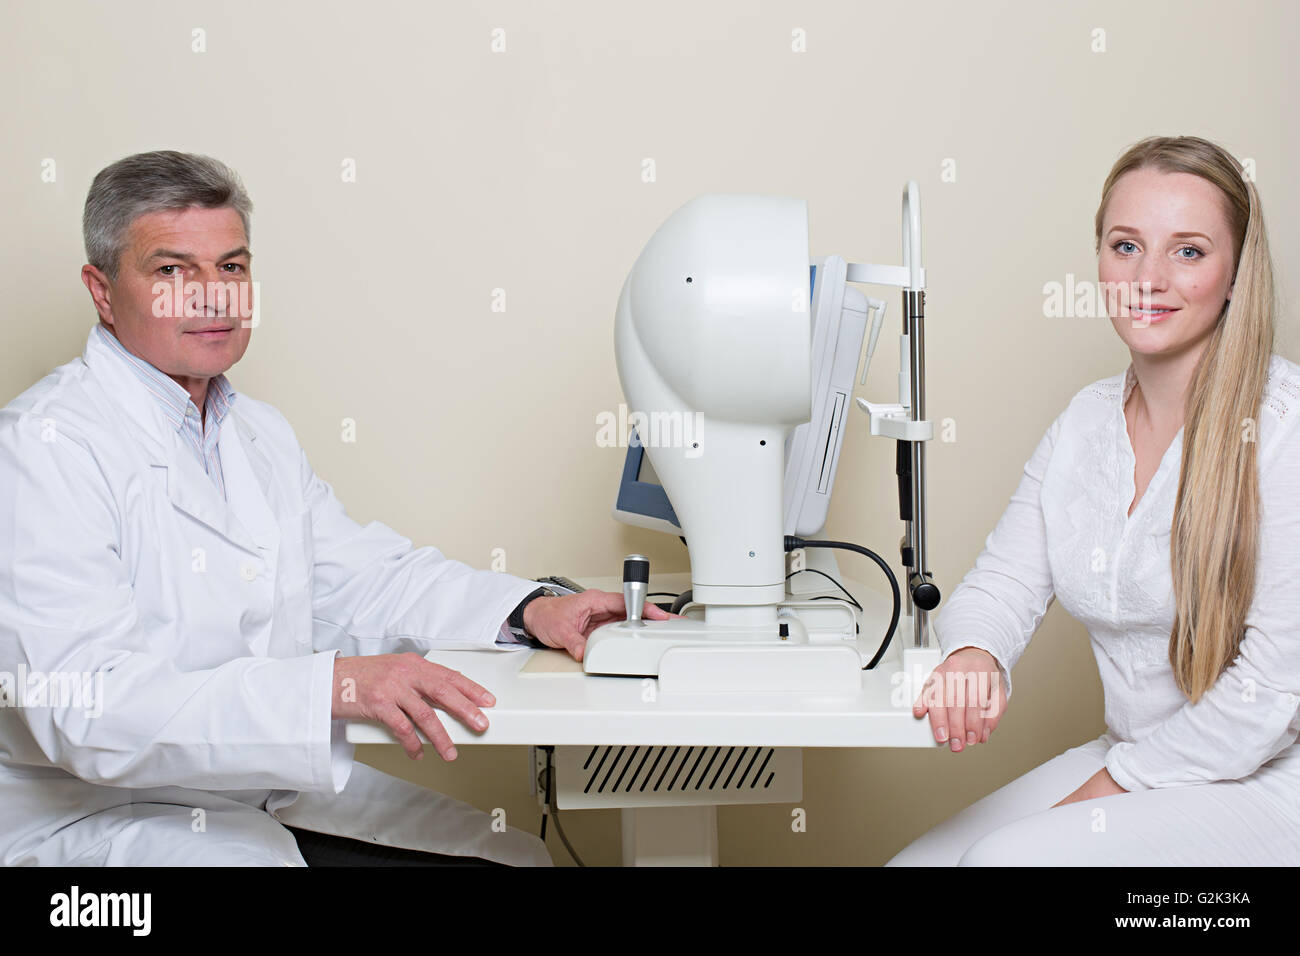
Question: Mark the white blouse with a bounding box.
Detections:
[935,354,1300,792]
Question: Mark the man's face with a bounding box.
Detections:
[83,205,254,384]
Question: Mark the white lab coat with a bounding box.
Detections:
[0,328,552,866]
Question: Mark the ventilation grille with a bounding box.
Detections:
[580,745,777,795]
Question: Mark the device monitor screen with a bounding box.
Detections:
[612,428,684,535]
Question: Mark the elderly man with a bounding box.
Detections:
[0,150,669,866]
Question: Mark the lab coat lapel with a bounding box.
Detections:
[81,327,266,556]
[159,432,264,555]
[218,412,281,555]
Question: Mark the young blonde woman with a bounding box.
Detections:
[889,135,1300,866]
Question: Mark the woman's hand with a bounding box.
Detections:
[1051,768,1128,806]
[913,646,1007,752]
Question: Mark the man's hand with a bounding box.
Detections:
[1051,767,1128,807]
[523,589,677,661]
[332,653,495,762]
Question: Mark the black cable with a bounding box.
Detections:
[541,746,585,867]
[785,536,900,670]
[646,592,679,599]
[669,571,867,620]
[808,595,862,633]
[537,750,549,843]
[785,567,863,612]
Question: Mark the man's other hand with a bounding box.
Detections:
[524,589,677,661]
[332,653,494,761]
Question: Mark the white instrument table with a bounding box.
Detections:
[345,572,944,864]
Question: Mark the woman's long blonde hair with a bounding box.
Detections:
[1093,135,1276,702]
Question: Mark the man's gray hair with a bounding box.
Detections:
[83,150,253,280]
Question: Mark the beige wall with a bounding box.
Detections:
[3,0,1296,865]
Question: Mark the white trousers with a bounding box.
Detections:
[885,733,1300,866]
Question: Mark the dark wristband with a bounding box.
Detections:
[508,586,551,635]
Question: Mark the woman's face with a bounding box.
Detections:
[1097,167,1237,360]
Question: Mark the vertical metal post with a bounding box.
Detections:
[904,289,929,648]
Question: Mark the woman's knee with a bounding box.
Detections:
[885,825,974,867]
[955,818,1055,866]
[957,802,1115,866]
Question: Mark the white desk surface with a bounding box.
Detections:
[345,572,942,749]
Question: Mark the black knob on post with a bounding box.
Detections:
[623,554,650,625]
[909,572,941,611]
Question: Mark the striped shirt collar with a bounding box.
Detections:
[91,323,236,431]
